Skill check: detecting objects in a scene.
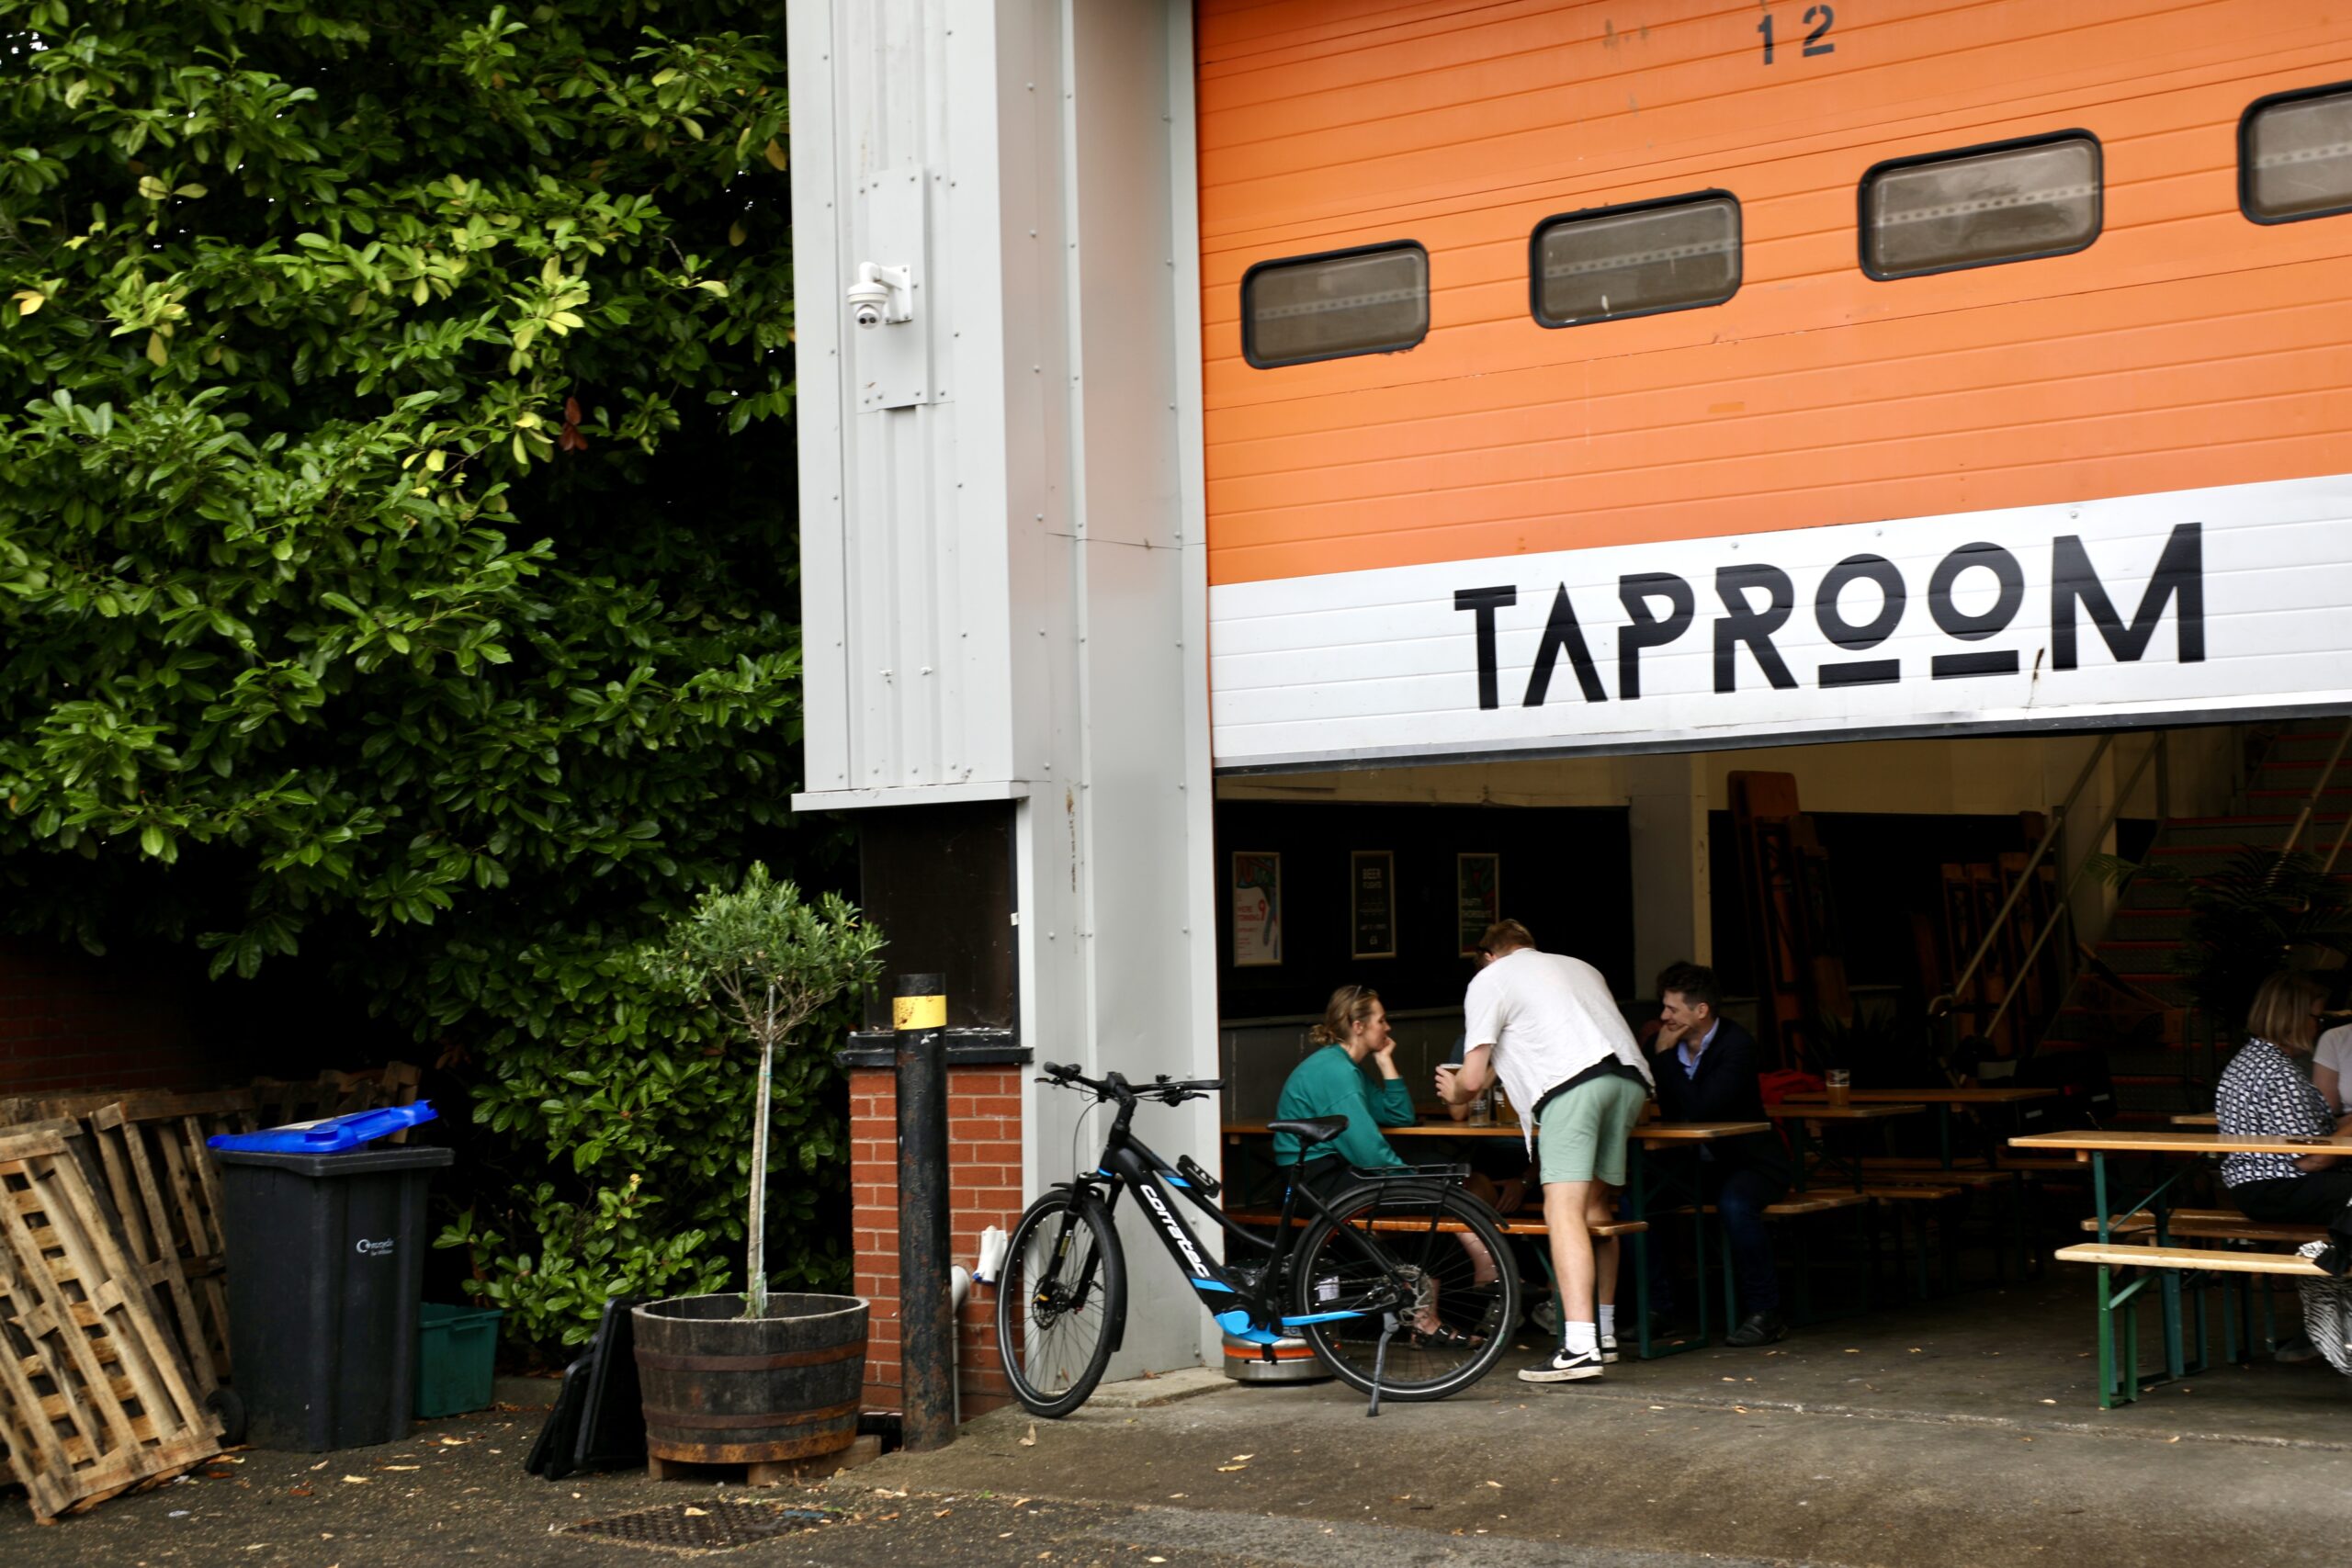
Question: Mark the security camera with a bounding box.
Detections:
[848,262,911,329]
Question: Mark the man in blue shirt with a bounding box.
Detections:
[1647,961,1792,1348]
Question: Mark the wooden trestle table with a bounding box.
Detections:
[2010,1127,2352,1391]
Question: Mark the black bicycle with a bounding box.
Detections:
[994,1060,1522,1416]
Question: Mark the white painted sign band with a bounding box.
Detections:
[1208,474,2352,770]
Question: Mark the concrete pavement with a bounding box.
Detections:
[3,1268,2346,1566]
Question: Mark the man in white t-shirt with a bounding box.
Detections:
[1437,919,1654,1383]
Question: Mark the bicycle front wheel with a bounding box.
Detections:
[1292,1184,1520,1401]
[995,1189,1125,1417]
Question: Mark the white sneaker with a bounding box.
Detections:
[1600,1333,1620,1365]
[1518,1347,1605,1383]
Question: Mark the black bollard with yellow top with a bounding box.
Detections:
[893,972,956,1451]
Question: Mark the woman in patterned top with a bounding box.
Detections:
[2215,971,2352,1252]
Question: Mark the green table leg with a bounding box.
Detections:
[2096,1263,2118,1410]
[1627,1141,1715,1360]
[2122,1289,2141,1405]
[1629,1141,1655,1360]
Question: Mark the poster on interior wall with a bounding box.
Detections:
[1351,851,1396,960]
[1456,853,1500,955]
[1232,851,1283,967]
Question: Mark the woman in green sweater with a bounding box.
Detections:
[1272,986,1499,1339]
[1272,985,1418,1191]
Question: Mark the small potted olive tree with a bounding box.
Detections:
[631,864,885,1480]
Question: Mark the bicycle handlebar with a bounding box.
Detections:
[1037,1061,1223,1106]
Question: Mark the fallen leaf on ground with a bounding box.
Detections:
[1019,1424,1037,1447]
[1217,1465,1248,1473]
[439,1438,469,1447]
[382,1465,420,1472]
[1485,1480,1502,1489]
[341,1475,369,1484]
[684,1507,708,1517]
[1229,1454,1254,1462]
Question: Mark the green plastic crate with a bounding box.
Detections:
[414,1303,503,1418]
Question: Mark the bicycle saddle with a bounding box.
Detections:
[1268,1115,1349,1146]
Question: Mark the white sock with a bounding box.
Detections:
[1565,1321,1597,1356]
[1597,1304,1617,1339]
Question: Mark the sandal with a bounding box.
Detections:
[1409,1320,1486,1348]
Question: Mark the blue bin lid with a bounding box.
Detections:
[207,1100,438,1154]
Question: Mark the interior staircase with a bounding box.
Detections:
[2041,724,2352,1127]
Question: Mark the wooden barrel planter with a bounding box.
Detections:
[633,1293,868,1475]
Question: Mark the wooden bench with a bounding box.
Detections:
[2079,1208,2328,1247]
[2053,1240,2329,1409]
[1863,1168,2013,1189]
[1219,1207,1647,1239]
[1752,1190,1871,1215]
[2055,1241,2324,1277]
[1862,1146,2088,1170]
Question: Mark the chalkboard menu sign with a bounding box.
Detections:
[1351,850,1396,960]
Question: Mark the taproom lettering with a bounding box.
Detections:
[1452,524,2205,710]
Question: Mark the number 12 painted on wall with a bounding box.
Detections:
[1759,6,1837,63]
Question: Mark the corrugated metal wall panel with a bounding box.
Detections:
[798,0,1023,794]
[1195,0,2352,587]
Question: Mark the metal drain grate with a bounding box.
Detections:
[563,1501,838,1556]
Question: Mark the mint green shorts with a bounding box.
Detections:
[1534,1073,1647,1187]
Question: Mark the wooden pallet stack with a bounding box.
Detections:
[85,1092,262,1399]
[250,1062,424,1142]
[0,1122,223,1520]
[0,1064,419,1520]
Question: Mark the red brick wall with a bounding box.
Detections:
[849,1064,1027,1419]
[0,936,211,1098]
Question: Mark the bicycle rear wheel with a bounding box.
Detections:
[1291,1184,1520,1400]
[995,1189,1125,1417]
